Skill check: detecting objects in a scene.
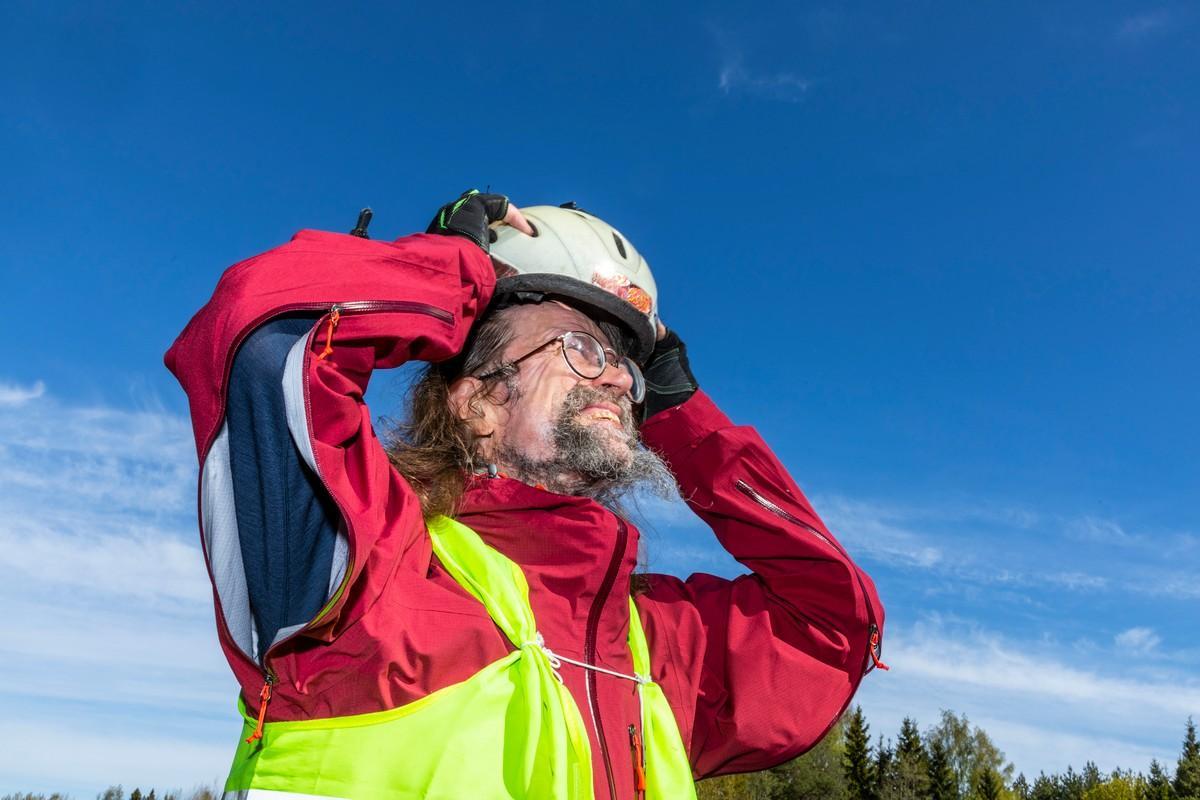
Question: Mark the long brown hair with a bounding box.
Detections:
[384,305,518,520]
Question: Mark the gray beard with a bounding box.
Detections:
[496,385,679,508]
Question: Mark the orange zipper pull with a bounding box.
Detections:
[317,306,342,361]
[869,625,890,671]
[629,724,646,798]
[245,675,275,743]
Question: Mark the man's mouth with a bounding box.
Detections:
[579,404,623,427]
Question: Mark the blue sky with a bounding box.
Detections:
[2,1,1197,795]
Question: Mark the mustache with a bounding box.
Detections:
[558,386,636,432]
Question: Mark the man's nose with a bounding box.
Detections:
[592,359,635,399]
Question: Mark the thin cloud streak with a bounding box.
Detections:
[1116,9,1177,41]
[718,54,812,103]
[855,619,1194,777]
[0,378,46,405]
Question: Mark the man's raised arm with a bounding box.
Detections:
[634,333,885,779]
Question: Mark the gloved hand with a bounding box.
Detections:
[640,326,699,421]
[427,190,532,253]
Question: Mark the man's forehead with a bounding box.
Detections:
[505,301,610,346]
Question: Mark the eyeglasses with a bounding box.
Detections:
[477,330,646,404]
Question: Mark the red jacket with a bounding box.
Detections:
[165,229,885,799]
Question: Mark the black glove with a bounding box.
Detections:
[641,328,699,421]
[427,190,511,253]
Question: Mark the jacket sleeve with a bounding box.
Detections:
[635,390,885,778]
[165,230,496,649]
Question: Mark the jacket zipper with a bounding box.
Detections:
[207,299,454,729]
[585,517,628,800]
[734,479,888,673]
[734,479,834,547]
[628,724,647,800]
[245,671,275,743]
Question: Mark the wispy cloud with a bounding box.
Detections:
[1115,627,1162,655]
[0,378,46,406]
[709,24,812,103]
[855,619,1195,777]
[0,379,234,795]
[1068,515,1135,545]
[718,54,812,103]
[818,496,944,568]
[1116,9,1177,41]
[1044,571,1109,591]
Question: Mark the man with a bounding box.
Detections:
[165,191,885,800]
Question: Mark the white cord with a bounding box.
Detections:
[521,632,650,687]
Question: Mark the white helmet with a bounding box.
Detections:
[489,203,659,363]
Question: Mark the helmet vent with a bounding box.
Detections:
[612,233,628,259]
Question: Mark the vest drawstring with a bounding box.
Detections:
[521,632,650,687]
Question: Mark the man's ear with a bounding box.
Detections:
[448,376,496,437]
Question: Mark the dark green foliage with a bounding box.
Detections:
[1029,772,1061,800]
[975,767,1004,800]
[844,706,877,800]
[928,737,958,800]
[875,735,896,798]
[886,717,930,800]
[1176,718,1200,800]
[1144,759,1173,800]
[1013,773,1031,800]
[925,710,1014,800]
[1083,763,1104,793]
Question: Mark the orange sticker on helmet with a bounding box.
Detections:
[592,271,653,315]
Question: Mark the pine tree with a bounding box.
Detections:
[1029,773,1063,800]
[1012,773,1031,800]
[890,717,930,800]
[876,735,896,799]
[130,790,143,800]
[975,767,1004,800]
[844,706,877,800]
[1176,718,1200,800]
[927,737,957,800]
[1061,766,1086,800]
[1144,759,1172,800]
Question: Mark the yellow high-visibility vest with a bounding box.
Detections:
[223,515,696,799]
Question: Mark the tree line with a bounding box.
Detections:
[696,708,1200,800]
[4,710,1197,800]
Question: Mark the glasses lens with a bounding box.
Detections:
[562,332,606,379]
[622,357,646,404]
[562,332,645,403]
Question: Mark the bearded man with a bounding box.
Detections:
[166,191,885,800]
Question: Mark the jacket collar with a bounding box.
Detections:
[454,476,640,657]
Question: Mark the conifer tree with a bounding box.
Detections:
[1144,759,1172,800]
[130,790,142,800]
[890,717,930,800]
[927,738,957,800]
[844,706,877,800]
[876,735,896,798]
[1177,718,1200,800]
[1012,773,1031,800]
[975,767,1004,800]
[1029,772,1063,800]
[1083,762,1104,792]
